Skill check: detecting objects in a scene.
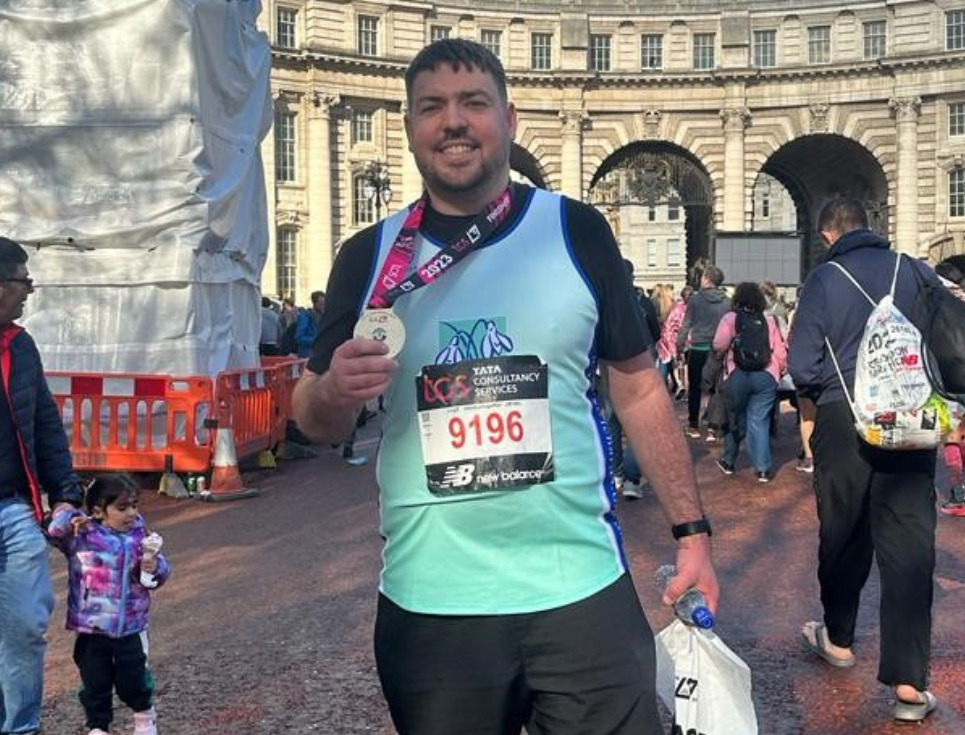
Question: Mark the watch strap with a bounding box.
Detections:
[672,517,712,540]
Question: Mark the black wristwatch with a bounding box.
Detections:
[671,517,712,540]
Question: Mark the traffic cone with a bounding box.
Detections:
[199,427,260,502]
[158,455,190,499]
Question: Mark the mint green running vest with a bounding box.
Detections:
[370,189,626,614]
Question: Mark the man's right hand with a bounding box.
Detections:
[292,337,398,443]
[323,337,398,407]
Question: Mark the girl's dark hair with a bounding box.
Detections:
[732,281,766,312]
[84,474,138,515]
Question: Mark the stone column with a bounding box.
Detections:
[559,110,587,200]
[400,100,423,203]
[306,94,337,291]
[889,96,921,252]
[719,107,751,231]
[261,95,279,296]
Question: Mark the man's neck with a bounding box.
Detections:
[426,179,510,216]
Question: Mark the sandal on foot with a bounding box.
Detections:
[893,690,937,722]
[801,621,856,668]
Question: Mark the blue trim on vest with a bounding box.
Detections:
[357,219,387,317]
[560,197,601,315]
[559,197,625,565]
[585,349,627,569]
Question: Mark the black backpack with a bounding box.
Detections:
[733,309,771,371]
[914,268,965,403]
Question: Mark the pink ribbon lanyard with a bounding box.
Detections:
[368,187,513,309]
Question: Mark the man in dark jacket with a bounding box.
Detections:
[0,236,83,735]
[788,198,939,724]
[676,264,729,439]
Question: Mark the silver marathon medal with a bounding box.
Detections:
[354,308,406,358]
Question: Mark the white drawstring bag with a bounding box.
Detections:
[826,254,961,450]
[654,620,758,735]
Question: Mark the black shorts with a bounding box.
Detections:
[374,574,662,735]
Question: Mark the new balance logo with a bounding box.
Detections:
[438,463,475,489]
[674,677,698,700]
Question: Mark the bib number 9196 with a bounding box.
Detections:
[417,355,554,494]
[449,409,524,448]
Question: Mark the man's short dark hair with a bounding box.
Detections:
[0,236,28,281]
[703,264,724,287]
[405,38,508,106]
[816,197,869,236]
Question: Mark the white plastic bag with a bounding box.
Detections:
[654,620,758,735]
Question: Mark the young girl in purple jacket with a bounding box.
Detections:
[48,474,171,735]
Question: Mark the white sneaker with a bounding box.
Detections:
[622,481,644,500]
[133,707,158,735]
[89,729,111,735]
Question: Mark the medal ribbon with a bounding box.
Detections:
[367,186,513,309]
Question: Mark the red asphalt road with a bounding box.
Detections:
[39,406,965,734]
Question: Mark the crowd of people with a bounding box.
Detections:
[1,35,962,735]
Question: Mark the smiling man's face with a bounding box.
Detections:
[405,63,517,216]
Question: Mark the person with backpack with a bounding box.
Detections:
[711,282,786,482]
[788,197,942,724]
[933,258,965,517]
[293,290,326,357]
[676,265,730,440]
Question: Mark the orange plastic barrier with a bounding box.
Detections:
[47,358,307,476]
[47,373,214,473]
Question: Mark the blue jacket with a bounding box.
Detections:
[0,323,83,518]
[788,229,937,406]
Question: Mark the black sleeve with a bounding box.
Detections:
[563,198,651,361]
[306,225,380,374]
[26,337,82,505]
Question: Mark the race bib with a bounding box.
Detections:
[416,355,555,494]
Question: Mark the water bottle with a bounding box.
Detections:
[655,564,715,629]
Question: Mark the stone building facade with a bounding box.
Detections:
[257,0,965,303]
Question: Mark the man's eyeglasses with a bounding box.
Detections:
[2,277,33,288]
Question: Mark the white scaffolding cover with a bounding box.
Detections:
[0,0,272,376]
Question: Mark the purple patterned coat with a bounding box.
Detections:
[48,509,171,637]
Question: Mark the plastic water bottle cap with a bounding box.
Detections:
[692,607,715,629]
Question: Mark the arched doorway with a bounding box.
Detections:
[761,134,889,275]
[588,142,714,289]
[510,144,547,189]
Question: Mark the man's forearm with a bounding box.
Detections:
[292,371,361,444]
[611,364,705,526]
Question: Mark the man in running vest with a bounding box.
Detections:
[293,39,717,735]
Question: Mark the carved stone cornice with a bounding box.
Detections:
[642,109,661,139]
[559,109,589,135]
[719,106,751,132]
[937,152,965,173]
[889,96,922,123]
[808,102,830,133]
[308,92,340,119]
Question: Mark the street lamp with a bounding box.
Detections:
[363,161,392,219]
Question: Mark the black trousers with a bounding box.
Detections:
[74,632,154,730]
[374,574,662,735]
[811,401,936,690]
[686,349,710,428]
